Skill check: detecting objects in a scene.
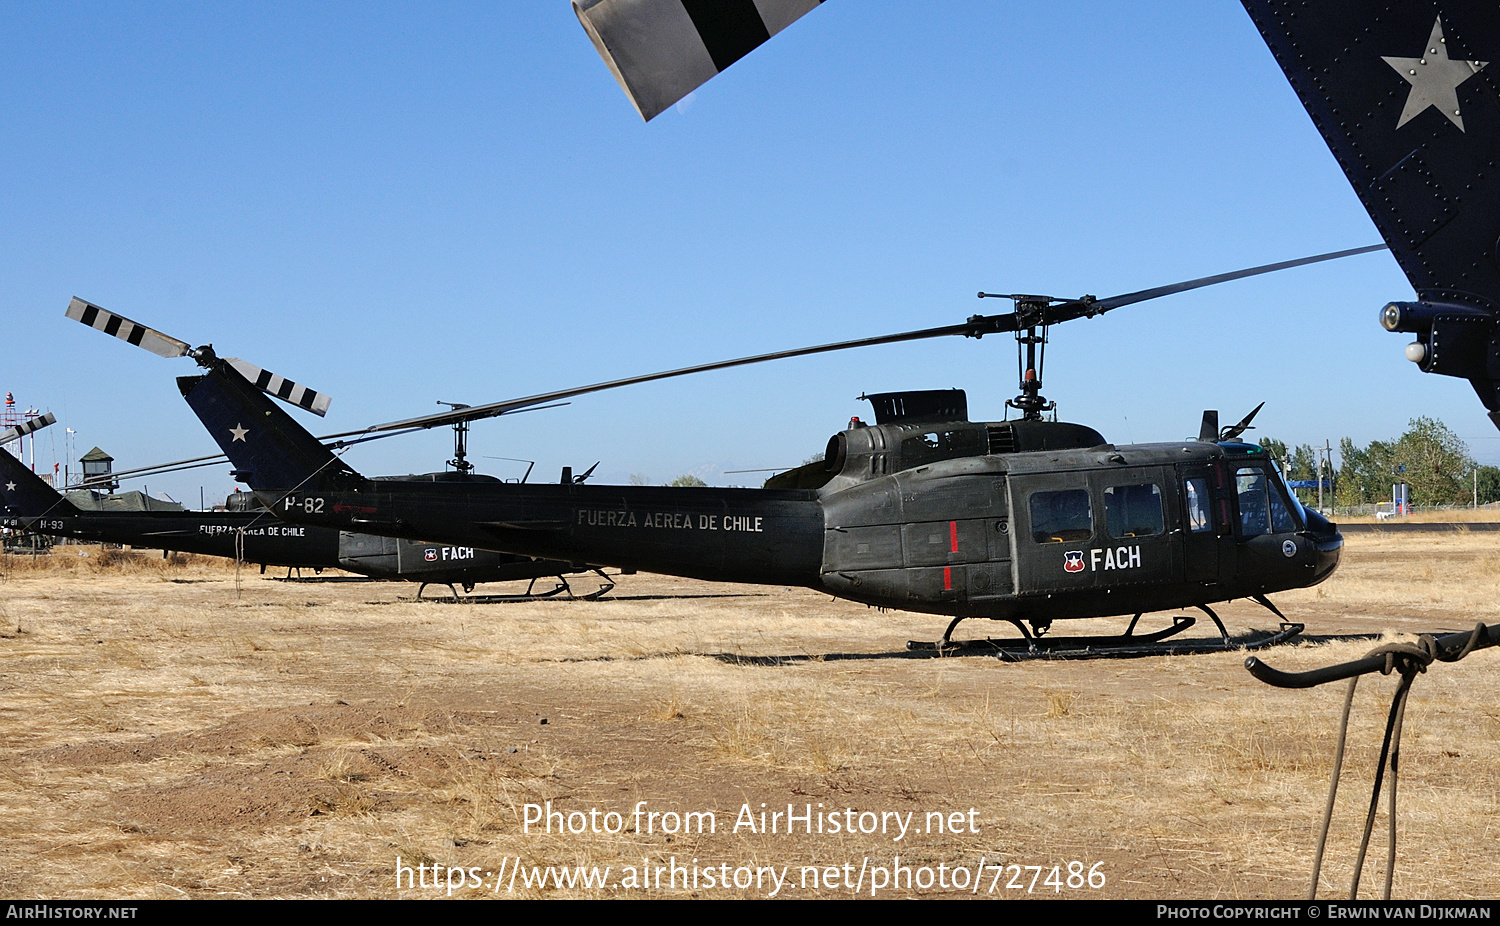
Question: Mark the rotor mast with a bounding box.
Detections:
[436,402,473,474]
[999,297,1057,420]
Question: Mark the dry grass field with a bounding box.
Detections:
[0,535,1495,900]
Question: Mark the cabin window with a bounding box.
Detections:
[1184,477,1211,533]
[1030,489,1092,543]
[1104,483,1164,538]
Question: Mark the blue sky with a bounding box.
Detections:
[3,2,1490,504]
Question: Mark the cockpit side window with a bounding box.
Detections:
[1030,489,1092,543]
[1105,483,1164,538]
[1268,469,1300,532]
[1237,465,1300,536]
[1236,467,1272,536]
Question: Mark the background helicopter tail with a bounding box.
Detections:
[0,446,80,520]
[177,363,365,498]
[1241,2,1500,420]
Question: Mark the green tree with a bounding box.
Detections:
[1260,438,1328,503]
[1336,436,1398,507]
[1288,444,1319,482]
[1259,437,1289,471]
[1335,418,1475,509]
[1392,416,1472,506]
[666,474,707,487]
[1475,465,1500,505]
[1334,437,1370,507]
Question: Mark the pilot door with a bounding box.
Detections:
[1227,462,1303,582]
[1177,462,1231,586]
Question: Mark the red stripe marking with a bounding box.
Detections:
[943,566,952,590]
[949,520,958,552]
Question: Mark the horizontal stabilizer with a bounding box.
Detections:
[574,0,822,120]
[65,298,190,359]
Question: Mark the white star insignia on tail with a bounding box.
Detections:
[3,482,14,493]
[229,424,248,442]
[1383,17,1488,131]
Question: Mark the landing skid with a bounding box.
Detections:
[519,569,617,602]
[908,599,1302,660]
[986,622,1304,661]
[910,612,1198,653]
[409,569,617,603]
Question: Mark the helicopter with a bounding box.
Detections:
[69,249,1359,653]
[574,0,1500,431]
[0,382,612,601]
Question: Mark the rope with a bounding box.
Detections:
[1308,624,1487,900]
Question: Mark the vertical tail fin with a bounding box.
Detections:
[0,448,78,520]
[177,361,365,497]
[1241,2,1500,419]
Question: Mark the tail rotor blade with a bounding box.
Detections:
[0,412,56,446]
[225,358,332,417]
[65,298,190,359]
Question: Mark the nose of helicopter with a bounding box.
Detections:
[1301,507,1342,584]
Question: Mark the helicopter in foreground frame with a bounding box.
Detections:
[70,249,1357,654]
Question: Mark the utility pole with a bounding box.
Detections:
[1316,439,1332,513]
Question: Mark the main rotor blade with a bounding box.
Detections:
[1086,243,1388,314]
[92,402,574,486]
[360,321,979,434]
[357,245,1388,434]
[65,298,190,359]
[574,0,824,121]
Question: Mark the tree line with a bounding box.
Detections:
[1262,417,1500,508]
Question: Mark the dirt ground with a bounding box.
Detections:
[0,534,1495,900]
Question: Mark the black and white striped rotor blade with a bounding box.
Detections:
[65,298,191,359]
[225,358,332,417]
[0,412,56,446]
[574,0,823,121]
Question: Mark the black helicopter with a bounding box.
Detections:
[3,359,611,602]
[0,442,611,599]
[69,250,1356,651]
[575,0,1500,430]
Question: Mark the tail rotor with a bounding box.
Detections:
[65,298,333,417]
